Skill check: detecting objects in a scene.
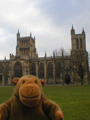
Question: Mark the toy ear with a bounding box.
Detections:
[40,79,45,87]
[12,78,19,85]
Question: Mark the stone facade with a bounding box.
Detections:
[0,26,89,85]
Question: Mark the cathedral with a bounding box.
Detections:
[0,26,89,85]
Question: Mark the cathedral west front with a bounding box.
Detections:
[0,26,89,85]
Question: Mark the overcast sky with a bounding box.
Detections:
[0,0,90,59]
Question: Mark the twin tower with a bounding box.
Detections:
[71,25,86,51]
[71,25,88,63]
[16,26,87,59]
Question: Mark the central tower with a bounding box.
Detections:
[16,30,38,58]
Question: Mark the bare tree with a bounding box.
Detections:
[53,48,71,57]
[71,51,88,85]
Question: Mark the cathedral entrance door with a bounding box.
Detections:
[65,74,71,84]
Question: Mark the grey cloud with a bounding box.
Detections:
[0,0,90,59]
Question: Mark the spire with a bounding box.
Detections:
[61,49,64,57]
[82,27,85,34]
[17,29,20,35]
[72,24,74,30]
[71,24,75,34]
[18,29,19,34]
[4,56,6,61]
[17,29,20,38]
[30,32,32,37]
[53,50,55,57]
[45,51,47,58]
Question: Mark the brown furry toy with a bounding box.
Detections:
[0,75,64,120]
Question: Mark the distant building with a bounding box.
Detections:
[0,26,89,85]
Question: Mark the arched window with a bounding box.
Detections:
[0,64,4,73]
[80,38,83,49]
[31,63,36,76]
[4,75,8,85]
[47,62,53,78]
[39,63,44,78]
[0,75,2,84]
[55,62,61,78]
[76,39,79,49]
[0,63,9,85]
[4,64,9,73]
[14,62,22,77]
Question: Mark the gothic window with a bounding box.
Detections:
[76,39,79,49]
[47,62,53,78]
[55,62,61,78]
[0,75,2,84]
[14,61,22,77]
[4,64,9,73]
[80,38,83,49]
[39,63,44,78]
[0,64,4,73]
[31,63,36,76]
[4,75,8,85]
[0,63,9,73]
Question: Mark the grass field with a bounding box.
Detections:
[0,85,90,120]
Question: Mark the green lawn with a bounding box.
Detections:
[0,85,90,120]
